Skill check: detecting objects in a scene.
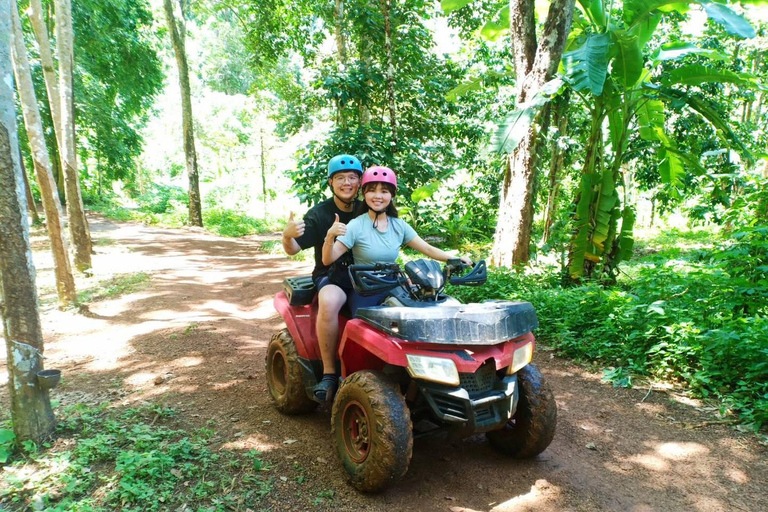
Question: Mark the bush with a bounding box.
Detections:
[202,208,272,237]
[449,233,768,428]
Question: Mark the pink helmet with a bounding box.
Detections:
[362,166,398,190]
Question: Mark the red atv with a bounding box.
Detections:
[267,259,557,492]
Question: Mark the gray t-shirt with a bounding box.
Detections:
[337,215,417,266]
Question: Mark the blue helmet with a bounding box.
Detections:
[327,154,363,179]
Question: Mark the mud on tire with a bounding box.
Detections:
[266,329,317,414]
[487,363,557,458]
[331,370,413,493]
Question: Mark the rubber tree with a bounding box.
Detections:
[0,0,57,444]
[11,0,77,307]
[562,0,758,280]
[163,0,203,227]
[54,0,93,271]
[444,0,577,268]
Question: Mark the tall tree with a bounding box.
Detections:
[164,0,203,227]
[28,0,63,154]
[0,0,57,444]
[489,0,576,268]
[54,0,92,271]
[11,0,77,307]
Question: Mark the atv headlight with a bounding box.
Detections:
[507,342,533,375]
[406,354,460,386]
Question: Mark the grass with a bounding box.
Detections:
[0,403,274,511]
[77,273,151,304]
[90,198,282,239]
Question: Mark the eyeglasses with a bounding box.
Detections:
[332,175,360,184]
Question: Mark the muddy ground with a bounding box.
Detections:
[1,215,766,511]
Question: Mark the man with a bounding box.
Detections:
[282,154,363,403]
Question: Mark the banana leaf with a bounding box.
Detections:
[652,42,728,63]
[590,167,618,250]
[636,98,666,142]
[659,147,685,189]
[664,64,757,88]
[480,5,510,42]
[441,0,473,14]
[611,32,644,89]
[698,0,756,38]
[568,174,595,278]
[563,32,611,96]
[613,207,636,266]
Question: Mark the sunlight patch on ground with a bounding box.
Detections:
[169,356,204,368]
[656,442,709,459]
[668,394,704,408]
[221,434,279,453]
[634,402,666,415]
[125,371,162,386]
[629,453,669,471]
[141,384,200,399]
[489,479,561,511]
[212,379,241,390]
[726,467,749,484]
[194,298,275,320]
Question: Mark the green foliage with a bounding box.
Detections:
[0,427,16,464]
[0,404,273,510]
[72,0,164,193]
[136,184,188,214]
[202,208,276,237]
[450,226,768,428]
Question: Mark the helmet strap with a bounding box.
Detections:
[369,207,387,229]
[332,192,355,210]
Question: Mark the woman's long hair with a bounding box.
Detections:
[357,182,398,218]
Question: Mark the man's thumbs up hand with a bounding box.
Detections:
[283,211,305,239]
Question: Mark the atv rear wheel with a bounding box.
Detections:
[331,370,413,493]
[487,363,557,458]
[266,329,317,414]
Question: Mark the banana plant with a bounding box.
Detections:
[562,0,761,280]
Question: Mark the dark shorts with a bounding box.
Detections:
[313,275,352,293]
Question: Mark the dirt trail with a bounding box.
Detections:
[2,215,766,512]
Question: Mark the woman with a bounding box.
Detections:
[322,165,473,316]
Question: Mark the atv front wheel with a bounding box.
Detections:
[265,329,317,414]
[331,370,413,493]
[487,363,557,458]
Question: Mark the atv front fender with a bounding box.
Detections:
[338,319,535,377]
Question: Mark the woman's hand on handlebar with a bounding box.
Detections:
[460,255,474,267]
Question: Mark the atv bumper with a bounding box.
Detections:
[419,374,519,434]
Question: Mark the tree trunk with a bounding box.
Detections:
[52,141,65,204]
[19,144,39,224]
[54,0,92,271]
[11,0,77,307]
[0,4,57,443]
[542,89,570,244]
[28,0,63,154]
[260,129,267,219]
[490,0,576,268]
[334,0,348,128]
[163,0,203,227]
[381,0,397,150]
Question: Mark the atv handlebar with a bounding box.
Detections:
[348,259,487,298]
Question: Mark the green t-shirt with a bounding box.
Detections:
[337,215,417,266]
